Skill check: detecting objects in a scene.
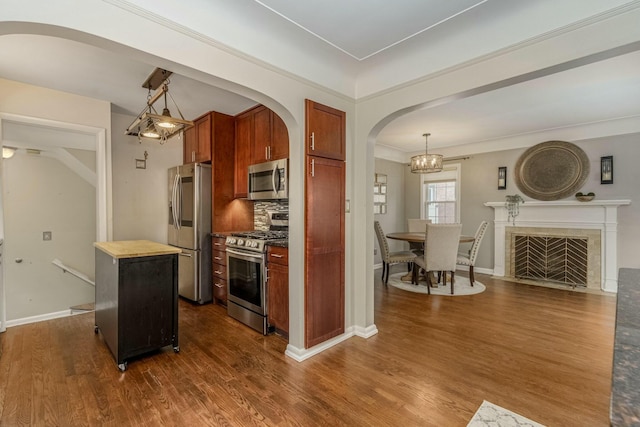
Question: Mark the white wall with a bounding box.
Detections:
[3,152,96,319]
[111,113,182,242]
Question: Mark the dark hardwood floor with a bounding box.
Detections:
[0,266,616,426]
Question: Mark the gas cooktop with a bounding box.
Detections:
[225,230,288,253]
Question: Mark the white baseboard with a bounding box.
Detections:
[353,323,378,338]
[5,309,84,328]
[286,329,355,362]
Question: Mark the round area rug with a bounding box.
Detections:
[387,272,485,296]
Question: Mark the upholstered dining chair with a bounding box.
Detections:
[456,220,488,286]
[412,223,462,294]
[374,220,417,286]
[406,218,431,254]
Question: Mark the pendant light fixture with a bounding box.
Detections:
[410,133,443,173]
[125,68,194,143]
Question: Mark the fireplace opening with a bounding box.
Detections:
[513,235,588,287]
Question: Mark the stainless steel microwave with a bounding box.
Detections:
[248,158,288,200]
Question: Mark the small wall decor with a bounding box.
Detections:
[374,173,387,214]
[600,156,613,184]
[498,166,507,190]
[136,151,149,169]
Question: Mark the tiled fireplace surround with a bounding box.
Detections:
[485,200,630,293]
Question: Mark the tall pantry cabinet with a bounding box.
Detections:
[304,99,346,348]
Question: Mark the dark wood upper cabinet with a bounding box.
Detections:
[270,112,289,161]
[184,111,253,231]
[234,110,253,198]
[304,99,346,349]
[183,112,212,164]
[252,106,271,164]
[305,99,346,161]
[234,105,289,198]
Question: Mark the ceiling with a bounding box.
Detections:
[1,0,639,156]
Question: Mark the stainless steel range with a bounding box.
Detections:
[225,214,288,334]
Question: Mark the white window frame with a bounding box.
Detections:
[419,163,461,223]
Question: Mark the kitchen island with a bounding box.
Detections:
[94,240,181,371]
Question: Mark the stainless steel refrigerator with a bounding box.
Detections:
[168,163,212,304]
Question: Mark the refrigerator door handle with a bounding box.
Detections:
[178,252,192,258]
[175,173,182,230]
[171,173,179,230]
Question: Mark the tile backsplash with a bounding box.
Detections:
[254,200,289,230]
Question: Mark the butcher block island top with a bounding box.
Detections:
[94,240,181,259]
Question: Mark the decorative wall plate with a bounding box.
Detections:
[514,141,590,201]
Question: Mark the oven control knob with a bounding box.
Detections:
[227,238,236,244]
[245,240,253,247]
[250,241,259,248]
[237,239,244,246]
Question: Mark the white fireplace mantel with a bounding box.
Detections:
[484,199,631,292]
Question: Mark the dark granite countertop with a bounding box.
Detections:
[211,232,232,238]
[266,240,288,248]
[611,268,640,426]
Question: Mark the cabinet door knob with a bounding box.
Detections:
[310,132,315,151]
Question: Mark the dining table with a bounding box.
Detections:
[385,232,475,284]
[386,232,475,244]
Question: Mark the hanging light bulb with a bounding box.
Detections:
[156,92,177,129]
[140,118,160,139]
[410,133,443,173]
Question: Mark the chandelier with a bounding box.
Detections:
[410,133,443,173]
[125,68,194,143]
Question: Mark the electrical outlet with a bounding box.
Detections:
[374,248,377,255]
[43,231,52,241]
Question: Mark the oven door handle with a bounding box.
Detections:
[226,248,264,262]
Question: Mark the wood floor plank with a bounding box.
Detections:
[0,267,616,426]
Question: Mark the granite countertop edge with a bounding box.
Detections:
[611,268,640,425]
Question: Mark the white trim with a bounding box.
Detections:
[353,324,379,338]
[285,329,355,362]
[4,309,84,328]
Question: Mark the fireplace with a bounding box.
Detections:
[506,227,600,289]
[485,200,630,292]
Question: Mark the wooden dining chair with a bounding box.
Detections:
[412,223,462,294]
[374,221,417,286]
[456,221,488,286]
